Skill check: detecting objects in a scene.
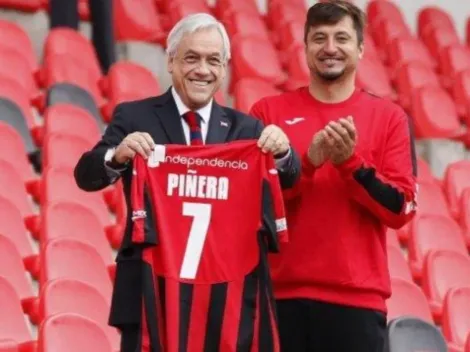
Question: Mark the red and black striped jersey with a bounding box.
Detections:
[130,140,288,352]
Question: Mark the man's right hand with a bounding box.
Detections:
[306,129,329,168]
[114,132,155,164]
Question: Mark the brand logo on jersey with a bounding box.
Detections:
[167,173,229,200]
[285,117,305,125]
[131,210,147,221]
[276,218,287,232]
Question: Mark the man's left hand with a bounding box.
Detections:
[257,124,290,156]
[324,116,357,165]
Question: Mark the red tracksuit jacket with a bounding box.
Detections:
[250,87,418,313]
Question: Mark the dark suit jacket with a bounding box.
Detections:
[73,88,300,328]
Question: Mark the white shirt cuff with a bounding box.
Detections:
[275,148,291,171]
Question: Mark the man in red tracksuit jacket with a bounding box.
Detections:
[250,1,418,351]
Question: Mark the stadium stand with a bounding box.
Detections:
[0,0,469,350]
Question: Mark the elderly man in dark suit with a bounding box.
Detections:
[74,12,300,351]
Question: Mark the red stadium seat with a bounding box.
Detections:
[418,6,456,38]
[0,339,18,352]
[41,133,94,171]
[443,160,470,220]
[41,104,101,146]
[37,279,119,350]
[223,12,270,43]
[363,32,381,61]
[39,238,113,299]
[372,20,412,53]
[164,1,211,29]
[284,46,309,91]
[40,53,105,108]
[422,250,470,323]
[460,188,470,249]
[0,122,38,195]
[422,27,460,58]
[0,235,35,316]
[442,286,470,351]
[114,0,165,44]
[408,215,467,280]
[0,196,36,275]
[366,0,406,30]
[233,78,281,114]
[40,201,114,274]
[0,47,39,101]
[417,157,437,185]
[438,45,470,89]
[356,56,395,100]
[386,277,433,323]
[395,63,441,111]
[0,159,36,229]
[215,0,260,21]
[230,37,286,92]
[0,20,38,74]
[452,69,470,120]
[266,3,304,32]
[37,313,113,352]
[410,85,466,140]
[387,38,437,74]
[387,245,413,282]
[276,21,303,53]
[100,61,160,122]
[0,0,43,11]
[0,277,35,352]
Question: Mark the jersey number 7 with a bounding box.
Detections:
[180,202,212,279]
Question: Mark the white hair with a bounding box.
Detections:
[166,13,231,62]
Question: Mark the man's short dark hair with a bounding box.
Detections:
[304,0,366,45]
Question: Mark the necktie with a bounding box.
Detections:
[183,111,203,145]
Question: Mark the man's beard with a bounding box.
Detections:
[315,68,346,82]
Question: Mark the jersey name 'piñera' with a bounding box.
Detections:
[130,140,288,352]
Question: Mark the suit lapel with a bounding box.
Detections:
[153,89,187,144]
[206,102,231,144]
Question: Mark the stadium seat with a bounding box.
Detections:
[43,83,102,124]
[38,238,113,300]
[442,286,470,351]
[284,46,309,91]
[0,122,38,194]
[0,196,36,275]
[36,279,119,350]
[417,157,437,186]
[0,235,35,316]
[387,38,437,75]
[408,215,467,280]
[363,32,381,61]
[41,133,94,171]
[0,47,40,101]
[452,69,470,120]
[100,61,161,122]
[385,316,448,352]
[0,19,38,74]
[0,339,18,352]
[40,53,105,109]
[214,0,260,21]
[114,0,165,44]
[422,27,460,58]
[438,45,470,89]
[41,104,102,146]
[0,159,37,232]
[387,245,413,282]
[410,85,466,140]
[37,313,113,352]
[356,56,395,100]
[223,12,270,43]
[0,0,43,11]
[394,63,441,111]
[276,21,303,54]
[372,20,413,54]
[39,201,115,275]
[386,277,433,322]
[164,1,211,29]
[266,3,304,32]
[0,277,35,352]
[418,6,456,38]
[422,250,470,322]
[366,0,406,31]
[39,167,111,226]
[387,228,401,248]
[443,160,470,220]
[230,37,286,93]
[459,188,470,249]
[233,78,281,114]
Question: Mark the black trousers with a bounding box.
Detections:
[276,299,386,352]
[49,0,116,74]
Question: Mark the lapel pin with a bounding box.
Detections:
[220,121,228,127]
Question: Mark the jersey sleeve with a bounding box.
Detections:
[130,155,158,246]
[261,153,288,252]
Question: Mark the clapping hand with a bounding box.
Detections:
[323,116,357,165]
